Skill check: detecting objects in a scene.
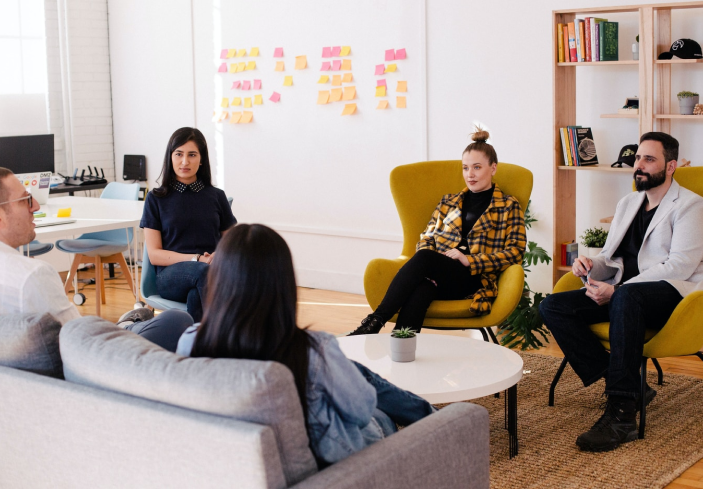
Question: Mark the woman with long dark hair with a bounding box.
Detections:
[140,127,236,322]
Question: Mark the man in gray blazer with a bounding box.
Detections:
[540,132,703,453]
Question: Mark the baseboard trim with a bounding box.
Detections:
[295,267,365,295]
[271,223,403,243]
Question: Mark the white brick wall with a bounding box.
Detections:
[44,0,115,180]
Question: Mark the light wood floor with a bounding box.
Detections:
[63,267,703,487]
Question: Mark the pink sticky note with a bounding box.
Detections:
[322,47,332,58]
[375,64,385,76]
[218,63,228,73]
[273,47,284,57]
[220,49,229,59]
[232,81,241,89]
[269,91,281,102]
[331,46,341,57]
[253,79,262,90]
[321,61,331,71]
[385,49,395,61]
[377,79,387,87]
[396,48,407,60]
[242,81,251,90]
[332,60,342,70]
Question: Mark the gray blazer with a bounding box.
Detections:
[588,180,703,297]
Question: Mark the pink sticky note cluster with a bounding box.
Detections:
[332,60,342,71]
[377,79,386,87]
[232,81,241,89]
[321,61,331,71]
[331,46,341,57]
[253,79,262,90]
[220,49,229,59]
[375,64,385,76]
[385,49,395,61]
[396,48,407,60]
[242,81,251,90]
[322,47,332,58]
[218,63,228,73]
[273,47,284,57]
[270,91,281,102]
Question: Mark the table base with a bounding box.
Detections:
[503,384,518,458]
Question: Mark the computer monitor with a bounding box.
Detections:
[0,135,55,205]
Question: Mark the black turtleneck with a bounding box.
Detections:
[458,185,494,252]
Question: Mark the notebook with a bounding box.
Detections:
[34,217,76,228]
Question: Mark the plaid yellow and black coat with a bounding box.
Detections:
[416,184,527,315]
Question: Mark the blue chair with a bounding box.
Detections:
[20,240,54,257]
[140,246,188,312]
[56,182,140,316]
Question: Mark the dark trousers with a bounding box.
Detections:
[374,249,482,331]
[125,309,194,352]
[539,281,682,398]
[156,261,209,322]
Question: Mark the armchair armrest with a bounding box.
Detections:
[553,272,583,294]
[364,257,409,311]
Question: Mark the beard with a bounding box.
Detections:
[634,168,667,191]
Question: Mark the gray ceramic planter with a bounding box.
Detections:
[390,335,417,362]
[678,95,699,115]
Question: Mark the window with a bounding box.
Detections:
[0,0,47,94]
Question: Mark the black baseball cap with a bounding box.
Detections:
[611,144,638,168]
[658,39,703,60]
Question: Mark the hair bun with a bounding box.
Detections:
[471,129,490,143]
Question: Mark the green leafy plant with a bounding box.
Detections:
[391,327,417,339]
[498,201,552,350]
[580,227,608,248]
[677,91,699,99]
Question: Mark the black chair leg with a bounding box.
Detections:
[696,352,703,362]
[639,357,647,439]
[487,327,500,345]
[651,358,664,386]
[549,358,568,407]
[479,328,489,342]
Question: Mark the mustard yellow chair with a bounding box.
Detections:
[548,166,703,439]
[364,160,533,341]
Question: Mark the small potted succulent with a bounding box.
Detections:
[677,91,700,115]
[580,227,608,257]
[390,327,417,362]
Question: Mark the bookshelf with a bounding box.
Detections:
[552,1,703,285]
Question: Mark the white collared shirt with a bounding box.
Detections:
[0,241,81,324]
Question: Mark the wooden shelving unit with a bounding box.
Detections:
[552,1,703,285]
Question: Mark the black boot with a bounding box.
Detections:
[576,395,638,452]
[347,315,385,336]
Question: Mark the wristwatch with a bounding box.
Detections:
[613,284,621,291]
[192,254,201,262]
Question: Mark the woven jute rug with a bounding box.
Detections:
[438,352,703,489]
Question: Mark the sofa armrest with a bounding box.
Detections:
[292,402,489,489]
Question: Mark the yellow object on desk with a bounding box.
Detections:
[57,208,72,218]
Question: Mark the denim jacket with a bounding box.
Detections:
[176,327,382,465]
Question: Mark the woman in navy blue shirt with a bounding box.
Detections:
[140,127,236,321]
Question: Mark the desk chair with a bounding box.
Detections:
[140,247,188,312]
[56,182,140,316]
[548,167,703,439]
[20,241,54,257]
[364,161,533,341]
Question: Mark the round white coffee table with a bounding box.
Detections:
[337,333,523,457]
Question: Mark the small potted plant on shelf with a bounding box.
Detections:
[390,327,417,362]
[580,227,608,257]
[677,91,700,115]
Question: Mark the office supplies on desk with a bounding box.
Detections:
[34,217,76,228]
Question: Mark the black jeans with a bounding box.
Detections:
[374,249,482,332]
[539,281,682,398]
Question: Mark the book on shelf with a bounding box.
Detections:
[567,126,581,166]
[591,18,607,61]
[560,128,572,166]
[574,20,583,62]
[575,127,599,166]
[585,18,592,62]
[566,242,579,266]
[578,20,586,62]
[563,25,570,62]
[567,22,577,62]
[600,21,618,61]
[557,23,565,62]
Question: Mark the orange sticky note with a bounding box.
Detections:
[226,49,236,58]
[317,90,330,105]
[228,64,237,74]
[332,75,342,86]
[244,97,252,108]
[377,100,389,109]
[229,112,242,124]
[232,97,241,106]
[250,47,259,57]
[317,75,329,83]
[295,55,307,70]
[57,208,72,218]
[246,61,256,70]
[397,96,406,108]
[340,45,351,56]
[341,59,352,71]
[218,112,229,122]
[342,73,353,83]
[342,86,356,101]
[385,63,397,73]
[237,62,246,72]
[330,88,343,102]
[341,103,356,115]
[283,76,293,86]
[221,97,230,108]
[375,86,386,97]
[254,94,263,105]
[237,49,247,57]
[241,111,254,123]
[397,81,407,92]
[275,61,285,72]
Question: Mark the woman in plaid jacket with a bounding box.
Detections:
[349,128,527,335]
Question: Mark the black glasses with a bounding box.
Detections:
[0,194,32,208]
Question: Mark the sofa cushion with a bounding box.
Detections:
[59,316,317,486]
[0,313,63,379]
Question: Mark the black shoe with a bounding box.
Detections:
[576,396,638,452]
[347,315,385,336]
[636,384,656,411]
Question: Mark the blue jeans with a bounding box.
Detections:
[539,281,682,399]
[156,261,209,322]
[125,309,194,352]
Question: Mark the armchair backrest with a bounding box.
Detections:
[390,160,533,257]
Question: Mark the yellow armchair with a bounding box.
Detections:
[364,160,533,340]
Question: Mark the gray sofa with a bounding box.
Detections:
[0,314,490,488]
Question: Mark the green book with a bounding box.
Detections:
[599,21,618,61]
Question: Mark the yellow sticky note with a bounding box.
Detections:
[342,86,356,101]
[227,49,236,58]
[340,45,351,56]
[246,61,256,70]
[228,64,237,73]
[330,88,343,102]
[221,97,230,108]
[375,86,386,97]
[237,62,246,72]
[397,96,406,108]
[275,61,285,72]
[295,55,307,70]
[341,103,356,115]
[317,90,330,105]
[332,75,342,86]
[377,100,389,109]
[341,59,352,71]
[250,47,259,57]
[229,112,242,124]
[57,208,72,218]
[241,111,254,123]
[397,81,407,92]
[385,63,397,73]
[283,76,293,86]
[254,94,263,105]
[232,97,241,106]
[342,73,353,83]
[244,97,252,108]
[237,49,246,57]
[317,75,329,83]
